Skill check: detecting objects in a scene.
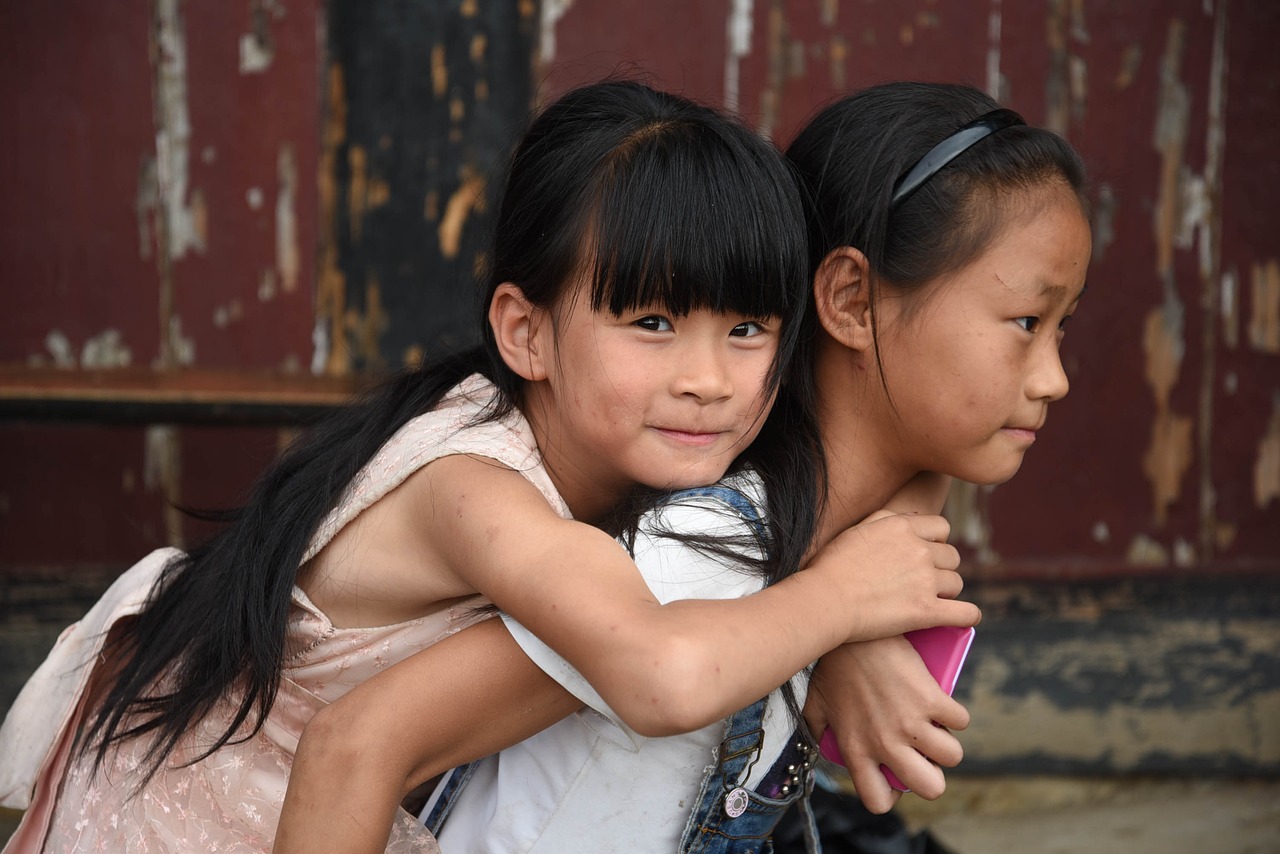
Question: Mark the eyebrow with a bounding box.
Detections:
[1040,283,1088,302]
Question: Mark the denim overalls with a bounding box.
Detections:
[426,483,821,853]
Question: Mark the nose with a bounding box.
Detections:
[671,340,734,404]
[1028,338,1070,402]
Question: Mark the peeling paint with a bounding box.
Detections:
[81,329,132,368]
[167,315,196,366]
[1092,183,1115,262]
[438,167,485,260]
[985,0,1003,101]
[964,615,1280,770]
[1142,18,1195,528]
[1248,259,1280,353]
[944,480,998,566]
[317,64,348,375]
[153,0,204,261]
[431,44,448,98]
[239,0,284,75]
[258,268,278,302]
[1221,268,1238,348]
[144,425,184,547]
[277,144,299,292]
[212,300,244,330]
[1142,295,1193,526]
[1091,521,1110,544]
[1255,397,1280,509]
[539,0,575,65]
[724,0,754,114]
[827,35,847,91]
[135,156,160,260]
[347,274,389,370]
[1115,44,1143,89]
[44,330,76,368]
[757,1,786,139]
[1126,534,1170,567]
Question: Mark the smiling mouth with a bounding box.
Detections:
[653,427,726,447]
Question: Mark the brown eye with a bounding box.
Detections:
[635,315,672,332]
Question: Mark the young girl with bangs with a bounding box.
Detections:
[0,81,970,854]
[272,81,1092,853]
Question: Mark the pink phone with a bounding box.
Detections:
[818,625,975,792]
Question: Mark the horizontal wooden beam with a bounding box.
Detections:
[0,367,369,425]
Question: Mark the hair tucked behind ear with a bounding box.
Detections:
[785,82,1089,387]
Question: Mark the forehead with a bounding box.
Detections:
[948,188,1091,305]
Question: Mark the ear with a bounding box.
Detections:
[812,246,874,352]
[489,282,550,381]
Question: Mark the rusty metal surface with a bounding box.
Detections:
[542,0,1280,581]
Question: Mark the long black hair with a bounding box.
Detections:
[82,79,816,783]
[785,81,1089,391]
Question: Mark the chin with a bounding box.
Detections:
[959,459,1026,486]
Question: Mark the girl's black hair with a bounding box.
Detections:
[82,79,815,783]
[785,81,1089,387]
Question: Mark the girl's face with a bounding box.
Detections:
[873,187,1091,486]
[530,286,780,519]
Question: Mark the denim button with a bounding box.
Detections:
[724,787,749,818]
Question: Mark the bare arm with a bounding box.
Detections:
[426,456,978,736]
[275,618,579,854]
[805,471,970,813]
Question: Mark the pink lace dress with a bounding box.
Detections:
[0,375,570,853]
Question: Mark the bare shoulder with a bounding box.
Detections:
[299,453,556,628]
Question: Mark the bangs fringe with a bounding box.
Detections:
[585,119,808,322]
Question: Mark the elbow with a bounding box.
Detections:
[612,635,726,738]
[298,699,415,798]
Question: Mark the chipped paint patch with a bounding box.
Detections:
[539,0,575,65]
[82,329,133,368]
[43,331,76,368]
[136,156,160,260]
[1248,258,1280,353]
[944,480,998,566]
[1115,44,1143,89]
[1255,397,1280,509]
[724,0,755,114]
[439,167,485,260]
[239,0,284,74]
[1142,297,1193,525]
[963,614,1280,771]
[985,0,1004,101]
[167,315,196,366]
[1222,268,1239,348]
[317,64,348,375]
[277,144,299,292]
[1126,534,1169,567]
[154,0,205,260]
[1091,183,1115,262]
[144,425,184,547]
[347,274,389,370]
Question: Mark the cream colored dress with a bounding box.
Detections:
[0,374,570,853]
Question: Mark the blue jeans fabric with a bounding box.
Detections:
[678,696,819,854]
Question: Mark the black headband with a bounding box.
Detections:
[890,108,1027,208]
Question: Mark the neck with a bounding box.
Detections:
[807,337,920,557]
[520,385,623,525]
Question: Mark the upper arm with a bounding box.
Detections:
[304,617,581,789]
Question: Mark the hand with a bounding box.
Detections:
[810,513,978,644]
[804,636,970,813]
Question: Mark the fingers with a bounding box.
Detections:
[848,760,902,814]
[930,693,972,733]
